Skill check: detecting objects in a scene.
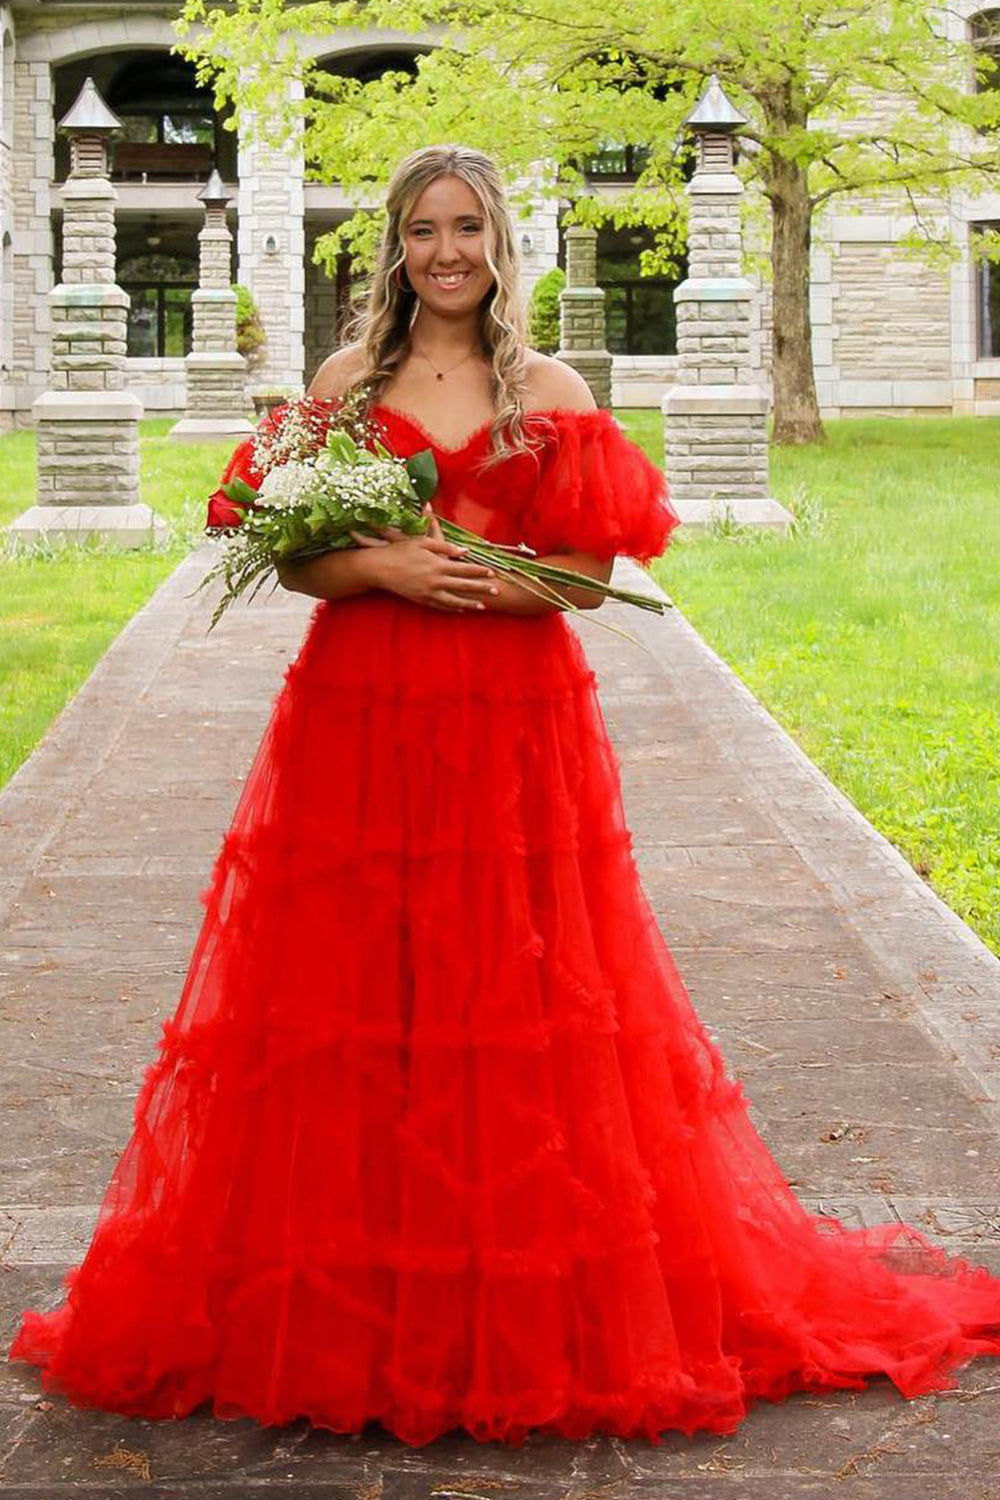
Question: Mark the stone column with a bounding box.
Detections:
[236,84,305,393]
[7,77,165,548]
[9,57,54,425]
[169,169,252,443]
[663,74,791,531]
[557,224,612,409]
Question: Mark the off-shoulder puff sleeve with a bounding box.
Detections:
[518,409,681,564]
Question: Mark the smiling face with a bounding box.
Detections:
[401,173,494,313]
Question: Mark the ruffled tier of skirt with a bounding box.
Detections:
[10,593,1000,1444]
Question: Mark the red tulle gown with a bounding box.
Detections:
[9,399,1000,1446]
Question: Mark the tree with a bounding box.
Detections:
[177,0,1000,443]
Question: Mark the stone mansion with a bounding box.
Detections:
[2,0,1000,432]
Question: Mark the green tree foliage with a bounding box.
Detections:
[178,0,1000,443]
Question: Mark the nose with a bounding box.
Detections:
[433,233,466,266]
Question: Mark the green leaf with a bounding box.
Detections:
[221,477,258,504]
[405,448,438,502]
[324,431,358,464]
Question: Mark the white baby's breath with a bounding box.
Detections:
[256,460,318,509]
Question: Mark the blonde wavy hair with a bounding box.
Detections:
[340,143,551,471]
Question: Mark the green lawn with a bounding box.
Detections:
[625,412,1000,958]
[0,420,228,790]
[2,412,998,959]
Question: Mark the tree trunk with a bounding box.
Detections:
[767,155,825,445]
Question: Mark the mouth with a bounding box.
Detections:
[428,270,473,289]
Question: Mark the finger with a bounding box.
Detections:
[442,561,496,579]
[422,537,470,557]
[440,571,498,594]
[436,590,486,611]
[349,530,389,547]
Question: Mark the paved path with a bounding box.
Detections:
[2,548,999,1498]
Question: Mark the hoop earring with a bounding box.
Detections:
[394,262,412,293]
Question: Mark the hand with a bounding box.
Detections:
[350,503,499,612]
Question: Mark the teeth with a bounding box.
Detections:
[433,272,469,285]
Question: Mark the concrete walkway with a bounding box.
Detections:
[2,548,999,1498]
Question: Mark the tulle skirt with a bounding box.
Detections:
[9,592,1000,1444]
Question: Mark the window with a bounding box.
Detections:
[53,54,231,182]
[589,224,686,357]
[974,222,1000,357]
[970,8,1000,94]
[119,253,198,358]
[118,111,216,148]
[581,144,653,180]
[107,56,219,180]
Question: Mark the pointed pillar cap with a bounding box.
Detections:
[198,168,233,208]
[684,73,748,132]
[58,76,122,135]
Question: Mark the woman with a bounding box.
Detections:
[9,143,1000,1447]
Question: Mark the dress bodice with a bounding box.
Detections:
[366,402,539,543]
[206,396,680,563]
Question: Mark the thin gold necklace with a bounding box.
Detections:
[412,344,482,382]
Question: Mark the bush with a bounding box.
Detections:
[527,267,566,354]
[232,283,266,369]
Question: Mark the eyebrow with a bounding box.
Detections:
[407,214,483,227]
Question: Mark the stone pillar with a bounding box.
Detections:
[10,57,54,424]
[663,74,791,531]
[557,224,612,409]
[169,169,252,443]
[7,77,165,548]
[236,84,305,393]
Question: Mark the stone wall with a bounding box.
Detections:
[122,357,186,410]
[833,242,952,380]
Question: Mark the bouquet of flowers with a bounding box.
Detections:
[199,385,673,639]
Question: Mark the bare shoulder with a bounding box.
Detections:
[307,342,370,400]
[522,351,598,415]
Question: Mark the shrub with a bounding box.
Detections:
[232,283,266,369]
[527,267,566,354]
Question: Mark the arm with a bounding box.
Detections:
[274,547,388,602]
[481,549,615,615]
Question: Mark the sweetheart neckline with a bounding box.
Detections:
[367,402,609,456]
